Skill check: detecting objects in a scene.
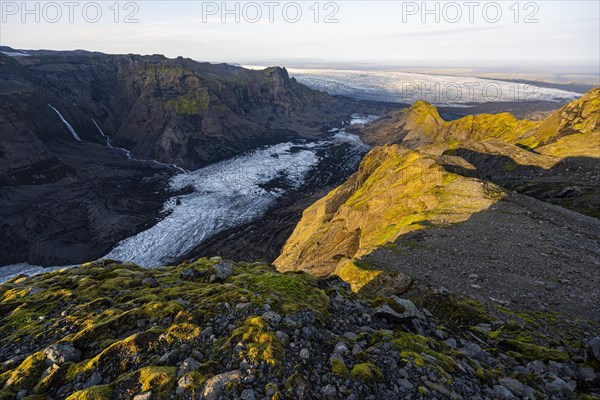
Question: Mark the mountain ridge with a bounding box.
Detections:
[275,88,600,320]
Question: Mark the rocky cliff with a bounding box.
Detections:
[1,49,343,177]
[274,145,503,276]
[275,88,600,321]
[0,49,382,266]
[362,87,600,152]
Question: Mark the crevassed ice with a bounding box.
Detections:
[0,132,369,279]
[350,114,379,125]
[0,263,66,283]
[288,69,581,106]
[105,133,367,267]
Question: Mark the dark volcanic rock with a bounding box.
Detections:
[1,49,392,266]
[2,50,347,171]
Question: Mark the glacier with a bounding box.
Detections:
[281,68,582,106]
[0,123,371,280]
[105,130,369,267]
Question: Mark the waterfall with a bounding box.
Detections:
[48,104,82,141]
[91,118,114,148]
[91,118,187,173]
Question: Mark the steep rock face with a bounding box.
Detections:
[531,86,600,149]
[362,87,600,152]
[361,101,444,147]
[275,89,600,301]
[2,50,341,172]
[274,145,502,276]
[0,55,71,185]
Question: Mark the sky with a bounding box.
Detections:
[1,0,599,71]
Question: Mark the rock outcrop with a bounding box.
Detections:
[274,145,502,276]
[275,88,600,320]
[362,87,600,152]
[1,259,598,399]
[1,50,345,175]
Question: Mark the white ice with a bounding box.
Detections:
[0,263,67,283]
[105,132,368,267]
[285,68,582,106]
[1,131,370,279]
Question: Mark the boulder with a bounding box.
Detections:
[180,268,201,280]
[141,277,159,287]
[200,370,242,400]
[44,343,81,366]
[177,357,201,377]
[213,260,233,281]
[587,337,600,362]
[373,296,423,322]
[262,311,282,325]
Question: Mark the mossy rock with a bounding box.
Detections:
[113,366,177,398]
[498,339,569,362]
[415,292,492,325]
[3,351,47,391]
[351,363,384,382]
[391,332,458,374]
[0,259,336,398]
[227,316,283,367]
[65,384,113,400]
[331,357,349,378]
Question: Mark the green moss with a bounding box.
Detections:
[234,266,329,317]
[369,297,406,314]
[392,332,458,373]
[498,339,569,362]
[418,386,427,395]
[116,366,176,397]
[337,260,382,294]
[350,363,383,382]
[504,160,519,171]
[164,95,201,116]
[474,367,501,384]
[65,384,113,400]
[579,395,600,400]
[264,383,281,400]
[0,391,16,400]
[198,88,209,112]
[416,292,492,325]
[331,358,349,378]
[228,317,283,367]
[368,330,394,347]
[67,330,163,381]
[177,371,208,394]
[1,287,30,301]
[164,322,201,344]
[3,351,46,391]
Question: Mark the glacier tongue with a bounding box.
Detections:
[0,130,369,280]
[105,132,368,267]
[286,69,582,106]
